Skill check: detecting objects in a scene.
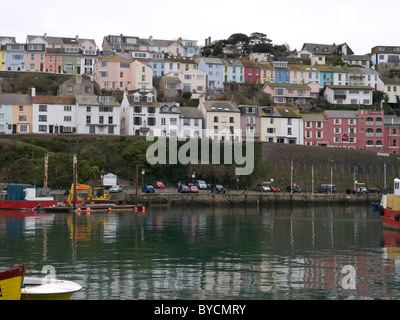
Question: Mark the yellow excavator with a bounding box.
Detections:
[67,184,110,205]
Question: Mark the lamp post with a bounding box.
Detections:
[192,172,195,183]
[141,169,145,186]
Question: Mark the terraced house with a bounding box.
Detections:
[0,93,32,134]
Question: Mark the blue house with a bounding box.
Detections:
[273,61,290,83]
[319,66,335,88]
[197,57,224,93]
[5,43,26,71]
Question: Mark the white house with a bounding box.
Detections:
[179,107,203,138]
[75,95,121,135]
[198,96,241,141]
[165,69,207,98]
[32,95,77,134]
[120,91,158,136]
[324,85,374,105]
[260,106,303,145]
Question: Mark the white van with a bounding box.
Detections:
[194,180,207,190]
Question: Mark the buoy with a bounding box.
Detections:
[134,207,138,212]
[86,207,90,211]
[108,207,112,211]
[142,206,145,212]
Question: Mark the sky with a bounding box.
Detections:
[2,0,399,55]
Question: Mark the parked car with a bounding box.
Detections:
[368,187,380,193]
[142,184,155,193]
[211,184,226,193]
[256,184,270,192]
[189,185,199,193]
[178,185,190,193]
[109,185,123,193]
[153,181,165,189]
[269,185,280,192]
[286,186,302,193]
[315,184,336,193]
[354,187,367,194]
[194,180,207,190]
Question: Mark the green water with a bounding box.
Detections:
[0,204,398,300]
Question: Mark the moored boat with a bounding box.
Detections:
[380,178,400,230]
[21,276,82,300]
[0,264,27,300]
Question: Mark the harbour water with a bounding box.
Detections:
[1,203,399,300]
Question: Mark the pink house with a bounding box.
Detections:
[303,109,385,151]
[262,82,316,111]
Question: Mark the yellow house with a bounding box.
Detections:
[131,60,154,92]
[259,62,275,84]
[0,50,6,71]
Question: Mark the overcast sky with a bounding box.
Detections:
[3,0,399,55]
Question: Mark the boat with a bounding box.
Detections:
[0,264,27,300]
[21,276,82,300]
[380,178,400,230]
[0,185,74,210]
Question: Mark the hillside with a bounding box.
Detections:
[0,134,396,192]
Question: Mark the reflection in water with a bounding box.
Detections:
[0,205,399,300]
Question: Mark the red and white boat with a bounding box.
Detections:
[0,186,68,210]
[380,178,400,230]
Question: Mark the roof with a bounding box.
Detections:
[0,93,31,105]
[260,106,301,118]
[75,95,120,106]
[266,83,311,90]
[324,110,358,118]
[326,85,374,90]
[203,101,240,113]
[179,107,203,119]
[302,42,354,55]
[301,113,328,121]
[32,95,76,105]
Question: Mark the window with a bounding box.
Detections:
[108,116,113,124]
[214,116,218,123]
[38,115,47,122]
[134,106,142,113]
[99,116,104,124]
[148,118,156,126]
[287,128,292,135]
[148,107,155,114]
[19,106,24,112]
[183,119,190,126]
[86,116,91,124]
[19,116,27,121]
[230,117,234,123]
[134,117,142,125]
[170,118,177,126]
[39,105,47,112]
[38,125,47,132]
[64,116,72,122]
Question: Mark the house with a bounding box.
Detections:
[222,58,244,84]
[75,95,120,135]
[120,91,159,136]
[343,55,371,68]
[179,107,203,138]
[323,110,359,149]
[259,62,275,84]
[0,93,32,134]
[301,43,354,62]
[199,97,241,141]
[174,69,207,97]
[380,76,400,105]
[57,75,95,96]
[260,106,303,144]
[32,95,76,134]
[361,68,383,91]
[302,113,329,146]
[289,65,319,84]
[384,116,400,153]
[238,105,262,141]
[262,82,316,110]
[241,59,261,84]
[370,46,400,67]
[45,48,64,74]
[273,61,290,83]
[26,43,46,72]
[197,57,224,94]
[5,43,26,71]
[159,76,182,102]
[324,85,373,105]
[94,52,133,91]
[131,59,153,92]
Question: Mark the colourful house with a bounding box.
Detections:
[45,48,64,74]
[222,58,244,83]
[241,59,260,84]
[0,93,33,134]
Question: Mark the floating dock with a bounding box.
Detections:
[44,203,145,213]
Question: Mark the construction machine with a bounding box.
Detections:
[67,184,110,205]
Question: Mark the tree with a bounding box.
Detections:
[249,32,272,45]
[213,42,223,56]
[227,33,250,56]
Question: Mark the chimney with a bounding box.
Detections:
[205,38,208,46]
[43,33,47,39]
[208,37,211,45]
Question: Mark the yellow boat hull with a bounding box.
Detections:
[0,264,27,300]
[21,277,82,300]
[21,292,75,300]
